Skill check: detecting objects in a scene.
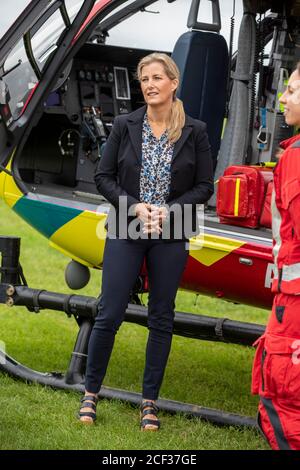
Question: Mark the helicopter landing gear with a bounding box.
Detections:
[0,235,264,429]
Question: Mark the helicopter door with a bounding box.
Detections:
[0,0,97,175]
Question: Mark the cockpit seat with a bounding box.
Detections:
[172,31,229,166]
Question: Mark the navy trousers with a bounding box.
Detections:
[85,237,188,399]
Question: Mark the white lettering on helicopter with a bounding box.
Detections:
[265,263,275,289]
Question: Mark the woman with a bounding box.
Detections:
[252,63,300,449]
[78,53,214,430]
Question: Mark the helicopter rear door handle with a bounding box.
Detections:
[239,257,253,266]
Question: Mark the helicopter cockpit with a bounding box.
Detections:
[8,0,197,202]
[18,42,152,196]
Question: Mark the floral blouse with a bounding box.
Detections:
[139,114,174,206]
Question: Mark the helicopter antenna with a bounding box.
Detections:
[140,7,159,14]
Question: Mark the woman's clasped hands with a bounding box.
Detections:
[135,203,168,234]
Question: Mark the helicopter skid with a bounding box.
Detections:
[0,235,263,429]
[0,350,256,429]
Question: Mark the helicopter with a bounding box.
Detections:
[0,0,299,426]
[0,0,286,310]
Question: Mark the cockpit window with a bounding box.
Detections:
[0,1,32,38]
[30,8,66,72]
[2,0,90,121]
[65,0,86,19]
[100,0,243,53]
[104,0,191,52]
[3,38,38,121]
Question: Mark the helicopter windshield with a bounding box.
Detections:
[0,1,32,38]
[2,0,87,121]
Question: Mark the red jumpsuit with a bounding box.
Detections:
[252,134,300,450]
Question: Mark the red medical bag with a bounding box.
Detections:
[217,165,273,228]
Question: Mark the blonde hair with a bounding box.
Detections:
[137,52,185,144]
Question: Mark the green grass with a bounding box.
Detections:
[0,200,270,450]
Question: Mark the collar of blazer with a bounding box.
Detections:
[125,104,194,164]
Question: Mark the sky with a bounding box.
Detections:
[106,0,244,51]
[0,0,32,37]
[0,0,244,52]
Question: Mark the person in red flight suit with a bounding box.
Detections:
[252,63,300,450]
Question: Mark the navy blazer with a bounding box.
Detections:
[95,105,214,240]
